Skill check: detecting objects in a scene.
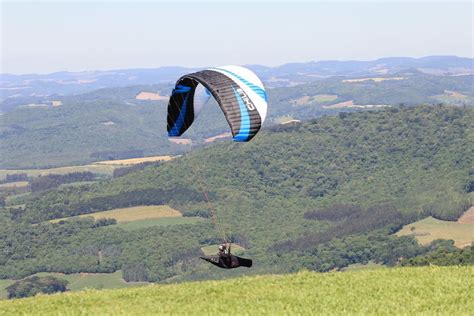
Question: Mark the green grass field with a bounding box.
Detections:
[0,267,471,315]
[396,216,474,248]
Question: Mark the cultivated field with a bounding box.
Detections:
[323,100,388,109]
[458,206,474,224]
[50,205,183,223]
[290,94,338,106]
[0,181,29,189]
[0,155,176,180]
[342,77,406,83]
[93,155,174,165]
[135,91,169,101]
[168,138,192,145]
[0,267,472,315]
[0,165,116,181]
[204,133,232,143]
[396,216,474,248]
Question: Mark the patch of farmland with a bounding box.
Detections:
[93,155,174,165]
[135,92,169,101]
[290,94,338,106]
[0,181,29,189]
[396,215,474,248]
[323,100,355,108]
[169,138,192,145]
[204,133,232,143]
[313,94,338,102]
[0,164,116,181]
[342,77,406,83]
[50,205,183,224]
[458,206,474,224]
[323,100,389,109]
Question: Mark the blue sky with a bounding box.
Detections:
[1,1,472,74]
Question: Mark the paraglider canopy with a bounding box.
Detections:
[167,66,268,142]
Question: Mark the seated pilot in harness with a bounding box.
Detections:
[200,243,252,269]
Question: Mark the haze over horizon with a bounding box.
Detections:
[1,1,473,74]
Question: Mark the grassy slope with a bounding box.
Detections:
[396,216,474,248]
[0,267,472,315]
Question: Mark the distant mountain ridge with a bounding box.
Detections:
[1,56,472,100]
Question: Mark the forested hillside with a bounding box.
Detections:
[1,71,472,168]
[1,106,472,283]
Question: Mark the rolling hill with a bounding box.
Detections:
[1,56,471,102]
[1,105,472,284]
[1,69,472,168]
[0,267,472,314]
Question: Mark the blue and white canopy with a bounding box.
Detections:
[167,66,268,142]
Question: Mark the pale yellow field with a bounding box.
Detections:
[458,206,474,224]
[169,138,192,145]
[135,91,169,101]
[323,100,355,108]
[50,205,182,223]
[273,116,301,125]
[204,133,232,143]
[94,155,174,165]
[0,181,29,189]
[342,77,406,83]
[290,95,311,105]
[0,165,116,181]
[323,101,388,109]
[0,156,174,181]
[396,216,474,248]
